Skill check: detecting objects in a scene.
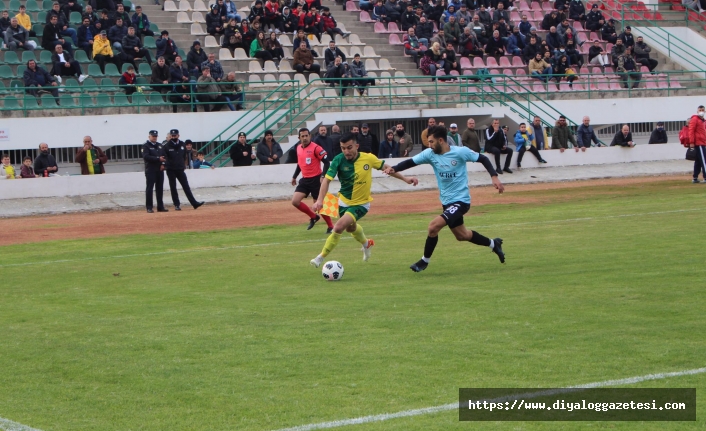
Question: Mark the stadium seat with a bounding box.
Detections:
[32,23,44,37]
[0,82,7,96]
[365,58,379,71]
[69,11,82,24]
[512,56,524,67]
[4,51,21,65]
[279,60,293,72]
[21,51,37,64]
[0,65,15,79]
[249,60,263,72]
[320,34,332,45]
[3,97,20,110]
[364,46,380,58]
[101,77,119,91]
[74,50,90,63]
[191,23,207,35]
[499,57,512,68]
[248,75,262,87]
[388,22,400,32]
[346,1,360,11]
[279,34,292,46]
[233,48,248,60]
[64,78,80,91]
[132,93,150,105]
[138,62,152,75]
[473,57,485,68]
[95,94,113,106]
[205,35,218,47]
[360,11,375,22]
[25,0,41,11]
[87,64,104,77]
[143,36,157,49]
[39,50,53,63]
[177,11,192,22]
[193,0,208,11]
[374,22,388,33]
[264,60,278,72]
[486,57,499,68]
[349,34,363,46]
[59,94,76,107]
[349,46,362,57]
[82,77,100,90]
[335,34,350,46]
[114,93,130,105]
[389,33,403,45]
[262,73,278,87]
[23,95,40,110]
[191,11,205,22]
[164,0,177,10]
[219,48,233,60]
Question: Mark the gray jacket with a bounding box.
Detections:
[4,24,29,45]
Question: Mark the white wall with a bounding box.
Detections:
[0,143,684,200]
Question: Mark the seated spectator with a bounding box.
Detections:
[528,52,552,82]
[541,10,559,31]
[4,18,37,51]
[262,0,282,32]
[610,37,626,68]
[224,0,241,22]
[292,44,321,74]
[485,119,513,173]
[372,0,388,23]
[0,11,8,35]
[206,5,224,36]
[248,0,265,23]
[97,8,114,32]
[230,132,256,166]
[442,42,461,76]
[383,0,401,22]
[34,143,59,176]
[256,130,283,165]
[43,14,73,54]
[505,27,525,56]
[554,55,576,86]
[61,0,84,22]
[565,40,582,67]
[292,29,316,56]
[131,5,154,37]
[221,71,245,111]
[75,136,108,175]
[186,40,208,77]
[324,56,352,96]
[610,124,635,147]
[150,56,171,93]
[155,30,178,64]
[93,30,121,73]
[119,64,138,95]
[24,60,59,103]
[649,122,668,144]
[90,0,116,13]
[400,3,417,31]
[617,46,641,89]
[568,0,585,22]
[20,156,37,178]
[601,19,617,44]
[431,28,447,48]
[201,53,224,81]
[484,30,506,61]
[545,26,562,52]
[443,14,461,45]
[634,36,658,72]
[303,7,322,41]
[321,7,348,39]
[241,19,255,47]
[404,28,425,67]
[551,116,576,152]
[1,153,17,179]
[170,55,191,85]
[113,3,130,24]
[51,45,87,83]
[169,80,195,113]
[416,15,434,42]
[222,28,245,54]
[683,0,701,11]
[514,122,547,169]
[585,4,604,31]
[379,130,400,158]
[576,116,600,151]
[518,13,531,37]
[47,2,78,45]
[196,66,228,112]
[108,17,128,52]
[587,39,608,68]
[324,40,346,67]
[122,26,153,67]
[420,42,443,77]
[193,152,215,169]
[15,5,36,36]
[349,53,374,96]
[250,30,273,61]
[281,6,297,33]
[265,31,284,62]
[522,35,541,64]
[77,17,96,56]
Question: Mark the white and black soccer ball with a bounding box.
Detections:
[322,261,344,281]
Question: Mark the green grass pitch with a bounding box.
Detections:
[0,180,704,431]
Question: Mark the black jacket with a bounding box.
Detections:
[142,140,165,172]
[50,50,76,65]
[187,47,208,71]
[121,34,142,51]
[33,152,59,175]
[163,139,189,170]
[610,131,633,147]
[356,132,379,155]
[648,128,668,144]
[256,139,284,165]
[41,23,64,50]
[151,63,170,84]
[230,141,255,166]
[324,47,346,66]
[313,134,333,156]
[416,21,434,40]
[484,127,506,151]
[206,11,222,33]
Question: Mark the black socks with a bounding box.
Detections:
[424,235,439,260]
[469,231,491,247]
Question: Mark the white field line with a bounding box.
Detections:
[0,417,43,431]
[0,207,702,269]
[272,367,706,431]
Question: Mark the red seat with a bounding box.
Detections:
[640,65,650,73]
[389,33,402,45]
[499,56,512,67]
[374,22,387,33]
[655,12,664,19]
[473,57,486,68]
[486,57,499,67]
[672,4,685,10]
[519,0,531,10]
[531,1,541,9]
[580,66,590,74]
[542,2,553,10]
[346,1,360,11]
[516,68,527,76]
[574,21,585,30]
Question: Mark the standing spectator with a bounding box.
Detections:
[313,125,333,155]
[163,129,205,210]
[293,44,321,75]
[551,115,577,152]
[324,40,346,67]
[350,53,375,96]
[529,52,552,82]
[393,123,413,156]
[186,40,208,76]
[122,26,153,67]
[155,30,178,64]
[462,118,481,153]
[485,119,513,173]
[531,116,548,150]
[257,130,283,165]
[576,116,601,151]
[43,14,73,54]
[107,16,128,53]
[131,6,154,37]
[648,122,668,144]
[617,46,641,89]
[357,123,379,155]
[686,106,706,183]
[93,30,121,73]
[634,36,658,72]
[447,123,462,146]
[150,56,171,94]
[196,66,228,111]
[24,60,59,102]
[206,5,225,36]
[50,45,87,82]
[34,143,59,176]
[77,17,96,56]
[5,18,37,51]
[588,39,609,68]
[75,136,108,175]
[514,122,547,168]
[15,5,36,36]
[20,157,37,178]
[618,25,634,48]
[585,4,604,31]
[329,125,342,158]
[201,52,224,81]
[610,125,635,147]
[1,154,17,179]
[221,71,244,111]
[230,132,256,166]
[421,117,436,150]
[378,130,399,158]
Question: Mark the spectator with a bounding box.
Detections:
[585,4,604,31]
[558,19,583,46]
[329,125,342,158]
[404,28,425,67]
[541,10,559,31]
[531,116,548,150]
[357,123,379,155]
[324,40,346,67]
[493,2,510,23]
[156,30,178,64]
[113,3,130,24]
[15,5,36,36]
[221,71,244,111]
[383,0,401,22]
[447,123,462,146]
[462,118,481,153]
[131,6,153,37]
[313,125,333,155]
[393,123,413,156]
[551,115,576,152]
[150,56,171,93]
[523,35,541,64]
[601,18,617,44]
[617,46,641,89]
[281,6,297,33]
[648,122,668,144]
[554,55,576,86]
[528,26,542,44]
[169,54,190,85]
[93,30,121,73]
[213,0,228,24]
[459,28,482,58]
[292,29,312,52]
[442,42,460,76]
[506,27,525,56]
[576,116,601,151]
[347,54,373,96]
[682,0,700,11]
[514,122,547,169]
[485,119,513,173]
[518,13,532,37]
[206,5,224,36]
[222,0,240,22]
[187,40,208,76]
[83,5,97,24]
[77,17,96,56]
[441,4,456,24]
[196,66,228,112]
[184,140,198,168]
[303,7,322,41]
[456,4,472,24]
[97,8,114,31]
[43,14,73,54]
[59,0,83,21]
[107,16,127,52]
[484,30,505,61]
[687,106,706,183]
[321,7,348,38]
[421,42,444,77]
[476,4,492,27]
[618,25,634,48]
[416,15,434,41]
[20,156,37,178]
[34,143,59,176]
[5,18,38,51]
[588,39,609,68]
[75,136,108,175]
[379,130,400,158]
[529,52,552,82]
[241,19,255,48]
[324,56,352,96]
[193,152,215,169]
[230,132,256,166]
[91,0,116,13]
[0,10,9,36]
[610,124,635,147]
[568,0,585,22]
[1,154,17,179]
[24,60,59,102]
[443,14,461,45]
[222,20,245,53]
[119,64,138,95]
[430,29,447,48]
[169,78,195,113]
[50,45,87,83]
[250,30,273,61]
[264,31,284,62]
[420,117,436,150]
[292,44,321,75]
[201,52,224,81]
[47,2,78,46]
[610,38,626,68]
[248,0,264,23]
[546,26,562,52]
[565,40,582,68]
[256,130,283,165]
[400,3,417,30]
[122,26,153,67]
[634,36,658,72]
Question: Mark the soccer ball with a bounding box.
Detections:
[322,261,344,281]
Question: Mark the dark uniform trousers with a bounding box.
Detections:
[166,169,198,207]
[146,169,165,210]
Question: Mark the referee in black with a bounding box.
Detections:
[142,130,168,213]
[163,129,205,210]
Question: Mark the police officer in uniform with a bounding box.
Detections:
[142,130,168,213]
[163,128,205,210]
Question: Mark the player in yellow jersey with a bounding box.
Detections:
[309,132,419,267]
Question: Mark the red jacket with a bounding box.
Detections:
[687,114,706,146]
[320,14,336,31]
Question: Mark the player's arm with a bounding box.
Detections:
[321,155,330,176]
[291,165,301,186]
[476,154,505,194]
[311,177,331,213]
[382,162,418,186]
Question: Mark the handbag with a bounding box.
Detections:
[686,148,697,161]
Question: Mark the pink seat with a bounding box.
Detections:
[513,84,528,93]
[460,57,472,69]
[580,66,590,74]
[658,79,669,88]
[516,68,527,76]
[590,31,599,41]
[573,82,584,91]
[531,1,541,9]
[559,83,572,91]
[597,80,610,90]
[389,34,403,45]
[433,22,438,32]
[499,56,512,67]
[486,57,499,67]
[670,80,682,88]
[542,2,553,10]
[435,70,446,76]
[346,1,360,11]
[388,22,400,32]
[360,11,374,22]
[533,10,544,20]
[609,80,622,90]
[463,69,475,75]
[374,22,387,33]
[450,70,460,76]
[512,56,525,67]
[502,68,514,75]
[489,68,500,74]
[511,11,521,20]
[519,0,530,10]
[645,79,658,88]
[591,66,602,74]
[640,66,650,73]
[473,57,486,68]
[532,83,546,92]
[574,21,585,30]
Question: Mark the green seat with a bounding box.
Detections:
[87,63,104,77]
[32,23,44,37]
[177,48,186,59]
[9,0,20,11]
[135,77,149,86]
[40,93,58,107]
[69,11,82,23]
[143,36,156,49]
[121,63,132,73]
[64,78,80,93]
[39,50,53,63]
[9,80,23,93]
[59,94,76,107]
[104,63,120,76]
[3,51,21,65]
[37,11,46,22]
[149,22,159,32]
[77,94,94,107]
[3,96,20,110]
[74,49,90,63]
[0,0,6,10]
[0,82,7,95]
[100,77,118,91]
[113,92,129,105]
[25,0,41,11]
[138,62,152,76]
[95,94,112,106]
[81,77,99,90]
[132,92,149,105]
[23,95,40,110]
[16,65,26,76]
[123,0,132,9]
[21,51,37,64]
[42,0,53,9]
[0,65,15,79]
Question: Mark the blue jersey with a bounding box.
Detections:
[412,147,479,205]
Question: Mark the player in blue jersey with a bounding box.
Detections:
[385,125,506,272]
